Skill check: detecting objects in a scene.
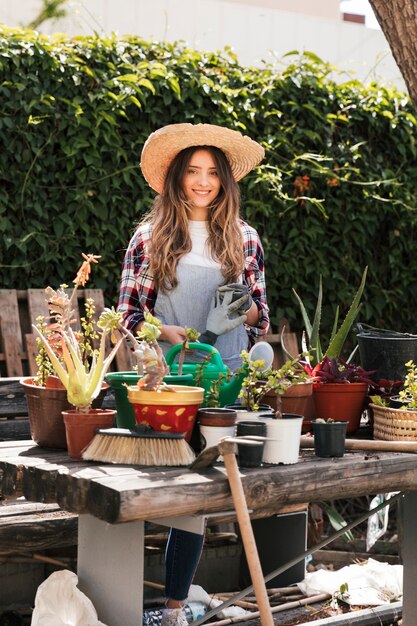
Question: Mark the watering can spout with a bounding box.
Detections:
[165,341,275,407]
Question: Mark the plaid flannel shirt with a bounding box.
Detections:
[117,219,270,345]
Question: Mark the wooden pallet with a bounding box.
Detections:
[0,289,299,378]
[0,289,135,378]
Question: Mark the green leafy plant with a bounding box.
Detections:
[178,327,200,375]
[237,351,309,414]
[291,266,368,366]
[33,315,55,386]
[398,360,417,410]
[312,356,376,385]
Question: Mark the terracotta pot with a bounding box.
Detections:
[262,382,316,433]
[21,378,109,449]
[127,385,205,443]
[312,382,368,434]
[197,407,237,427]
[63,408,116,460]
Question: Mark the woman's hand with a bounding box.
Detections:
[159,324,187,346]
[244,301,260,326]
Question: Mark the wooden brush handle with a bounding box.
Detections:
[301,435,417,452]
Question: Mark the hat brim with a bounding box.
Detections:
[140,123,265,193]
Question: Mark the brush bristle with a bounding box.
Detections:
[82,432,196,466]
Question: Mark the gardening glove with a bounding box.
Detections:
[199,289,247,346]
[216,283,253,314]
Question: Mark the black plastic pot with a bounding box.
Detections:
[356,323,417,382]
[389,395,413,410]
[236,420,266,468]
[312,420,347,458]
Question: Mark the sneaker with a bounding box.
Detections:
[160,607,188,626]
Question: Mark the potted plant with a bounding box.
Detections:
[310,356,376,434]
[228,351,309,419]
[312,418,348,458]
[32,254,125,459]
[281,267,368,431]
[291,266,368,367]
[126,315,205,443]
[228,353,309,464]
[21,255,112,450]
[370,360,417,441]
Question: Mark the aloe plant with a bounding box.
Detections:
[34,308,124,411]
[291,266,368,367]
[32,254,125,412]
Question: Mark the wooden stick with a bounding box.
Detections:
[301,435,417,452]
[219,439,274,626]
[207,592,331,625]
[214,596,258,610]
[143,579,256,610]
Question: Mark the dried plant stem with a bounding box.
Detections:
[207,592,331,626]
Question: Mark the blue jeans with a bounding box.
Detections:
[165,528,205,601]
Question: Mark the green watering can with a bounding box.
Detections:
[165,341,274,407]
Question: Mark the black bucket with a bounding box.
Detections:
[356,323,417,382]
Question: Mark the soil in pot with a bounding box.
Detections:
[63,408,116,460]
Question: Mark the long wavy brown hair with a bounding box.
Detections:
[141,146,244,291]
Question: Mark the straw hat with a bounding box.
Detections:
[140,123,265,193]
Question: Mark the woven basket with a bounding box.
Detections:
[370,403,417,440]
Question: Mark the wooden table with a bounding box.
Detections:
[0,440,416,625]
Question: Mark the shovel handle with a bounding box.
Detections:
[219,440,274,626]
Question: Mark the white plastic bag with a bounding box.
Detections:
[187,584,249,619]
[366,492,397,551]
[31,570,108,626]
[298,558,403,606]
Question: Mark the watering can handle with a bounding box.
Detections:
[165,342,225,369]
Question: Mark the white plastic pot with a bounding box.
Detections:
[262,413,303,464]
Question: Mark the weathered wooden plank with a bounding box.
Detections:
[1,450,73,498]
[0,500,60,516]
[264,332,299,368]
[0,502,78,553]
[0,418,31,441]
[25,333,38,377]
[114,344,136,373]
[27,289,50,326]
[0,290,22,347]
[3,334,23,377]
[4,442,417,528]
[0,378,28,418]
[60,451,417,523]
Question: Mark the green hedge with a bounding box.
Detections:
[1,26,417,349]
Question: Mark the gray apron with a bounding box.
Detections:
[154,263,248,372]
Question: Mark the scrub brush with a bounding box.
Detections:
[82,426,196,466]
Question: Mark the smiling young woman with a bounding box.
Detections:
[117,122,269,626]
